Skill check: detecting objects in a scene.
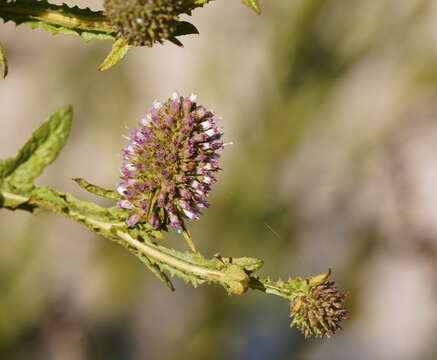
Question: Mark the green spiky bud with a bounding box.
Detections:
[290,280,348,339]
[103,0,184,46]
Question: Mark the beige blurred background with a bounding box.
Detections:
[2,0,437,359]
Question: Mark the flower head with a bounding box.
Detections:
[116,92,231,230]
[103,0,184,46]
[290,281,348,338]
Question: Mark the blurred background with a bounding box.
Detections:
[1,0,437,359]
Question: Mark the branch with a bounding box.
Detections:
[0,105,347,338]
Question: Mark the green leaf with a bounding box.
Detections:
[0,106,72,185]
[136,253,175,291]
[98,39,130,71]
[0,0,116,43]
[0,42,8,79]
[240,0,261,14]
[193,0,212,5]
[73,177,121,200]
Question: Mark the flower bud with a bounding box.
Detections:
[103,0,184,46]
[290,281,348,338]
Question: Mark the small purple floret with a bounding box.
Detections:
[126,214,141,227]
[117,92,230,229]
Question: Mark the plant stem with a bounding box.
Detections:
[0,188,305,299]
[1,188,249,294]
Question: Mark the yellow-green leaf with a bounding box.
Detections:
[98,39,130,71]
[240,0,261,14]
[0,106,72,184]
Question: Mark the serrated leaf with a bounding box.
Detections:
[98,39,130,71]
[0,106,72,185]
[136,253,175,291]
[0,0,116,43]
[240,0,261,14]
[73,177,121,200]
[0,42,8,79]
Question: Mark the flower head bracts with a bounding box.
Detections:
[289,280,348,339]
[116,93,231,238]
[103,0,184,47]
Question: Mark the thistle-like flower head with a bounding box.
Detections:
[290,280,348,339]
[103,0,183,46]
[116,92,231,230]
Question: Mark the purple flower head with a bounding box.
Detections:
[117,92,230,229]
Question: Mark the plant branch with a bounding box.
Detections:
[0,185,328,299]
[0,106,347,338]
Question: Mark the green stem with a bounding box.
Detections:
[1,188,248,294]
[0,187,345,337]
[117,230,246,287]
[0,187,325,301]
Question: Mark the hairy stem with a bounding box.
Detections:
[0,186,332,300]
[1,188,249,294]
[117,230,246,287]
[0,185,346,337]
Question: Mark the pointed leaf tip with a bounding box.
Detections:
[309,268,331,286]
[240,0,261,14]
[98,39,130,71]
[73,177,121,200]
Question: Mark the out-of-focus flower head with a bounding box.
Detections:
[103,0,184,46]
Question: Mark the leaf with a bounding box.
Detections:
[240,0,261,14]
[193,0,212,5]
[73,177,121,200]
[0,42,8,79]
[168,21,199,47]
[136,253,175,291]
[0,0,116,43]
[98,39,130,71]
[0,106,72,185]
